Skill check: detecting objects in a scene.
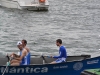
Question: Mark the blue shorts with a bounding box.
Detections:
[55,59,65,63]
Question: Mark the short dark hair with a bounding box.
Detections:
[56,39,62,44]
[22,39,27,44]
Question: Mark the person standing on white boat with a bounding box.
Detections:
[50,39,67,64]
[10,41,30,66]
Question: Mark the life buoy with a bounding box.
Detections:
[39,0,45,3]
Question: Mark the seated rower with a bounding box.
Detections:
[21,39,30,64]
[10,41,30,66]
[21,39,30,53]
[50,39,67,64]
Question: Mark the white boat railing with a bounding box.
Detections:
[0,0,49,10]
[18,0,39,6]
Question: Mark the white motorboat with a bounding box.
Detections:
[0,0,49,10]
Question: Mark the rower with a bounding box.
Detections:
[21,39,30,53]
[10,41,30,66]
[50,39,67,64]
[21,39,30,64]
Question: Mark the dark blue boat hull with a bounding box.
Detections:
[0,56,100,75]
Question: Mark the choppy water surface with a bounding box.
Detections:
[0,0,100,57]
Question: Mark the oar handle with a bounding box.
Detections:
[6,55,10,61]
[6,56,13,61]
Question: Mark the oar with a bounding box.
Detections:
[2,65,8,75]
[31,54,48,57]
[31,55,41,56]
[2,54,12,75]
[31,54,52,57]
[41,55,46,64]
[41,53,51,64]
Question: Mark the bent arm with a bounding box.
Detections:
[15,49,26,61]
[10,53,20,58]
[9,53,15,56]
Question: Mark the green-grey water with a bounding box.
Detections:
[0,0,100,57]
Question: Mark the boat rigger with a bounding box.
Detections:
[0,0,49,10]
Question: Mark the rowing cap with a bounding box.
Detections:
[17,41,22,45]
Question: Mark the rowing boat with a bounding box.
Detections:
[0,55,100,75]
[0,55,92,75]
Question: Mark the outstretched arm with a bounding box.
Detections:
[53,50,63,59]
